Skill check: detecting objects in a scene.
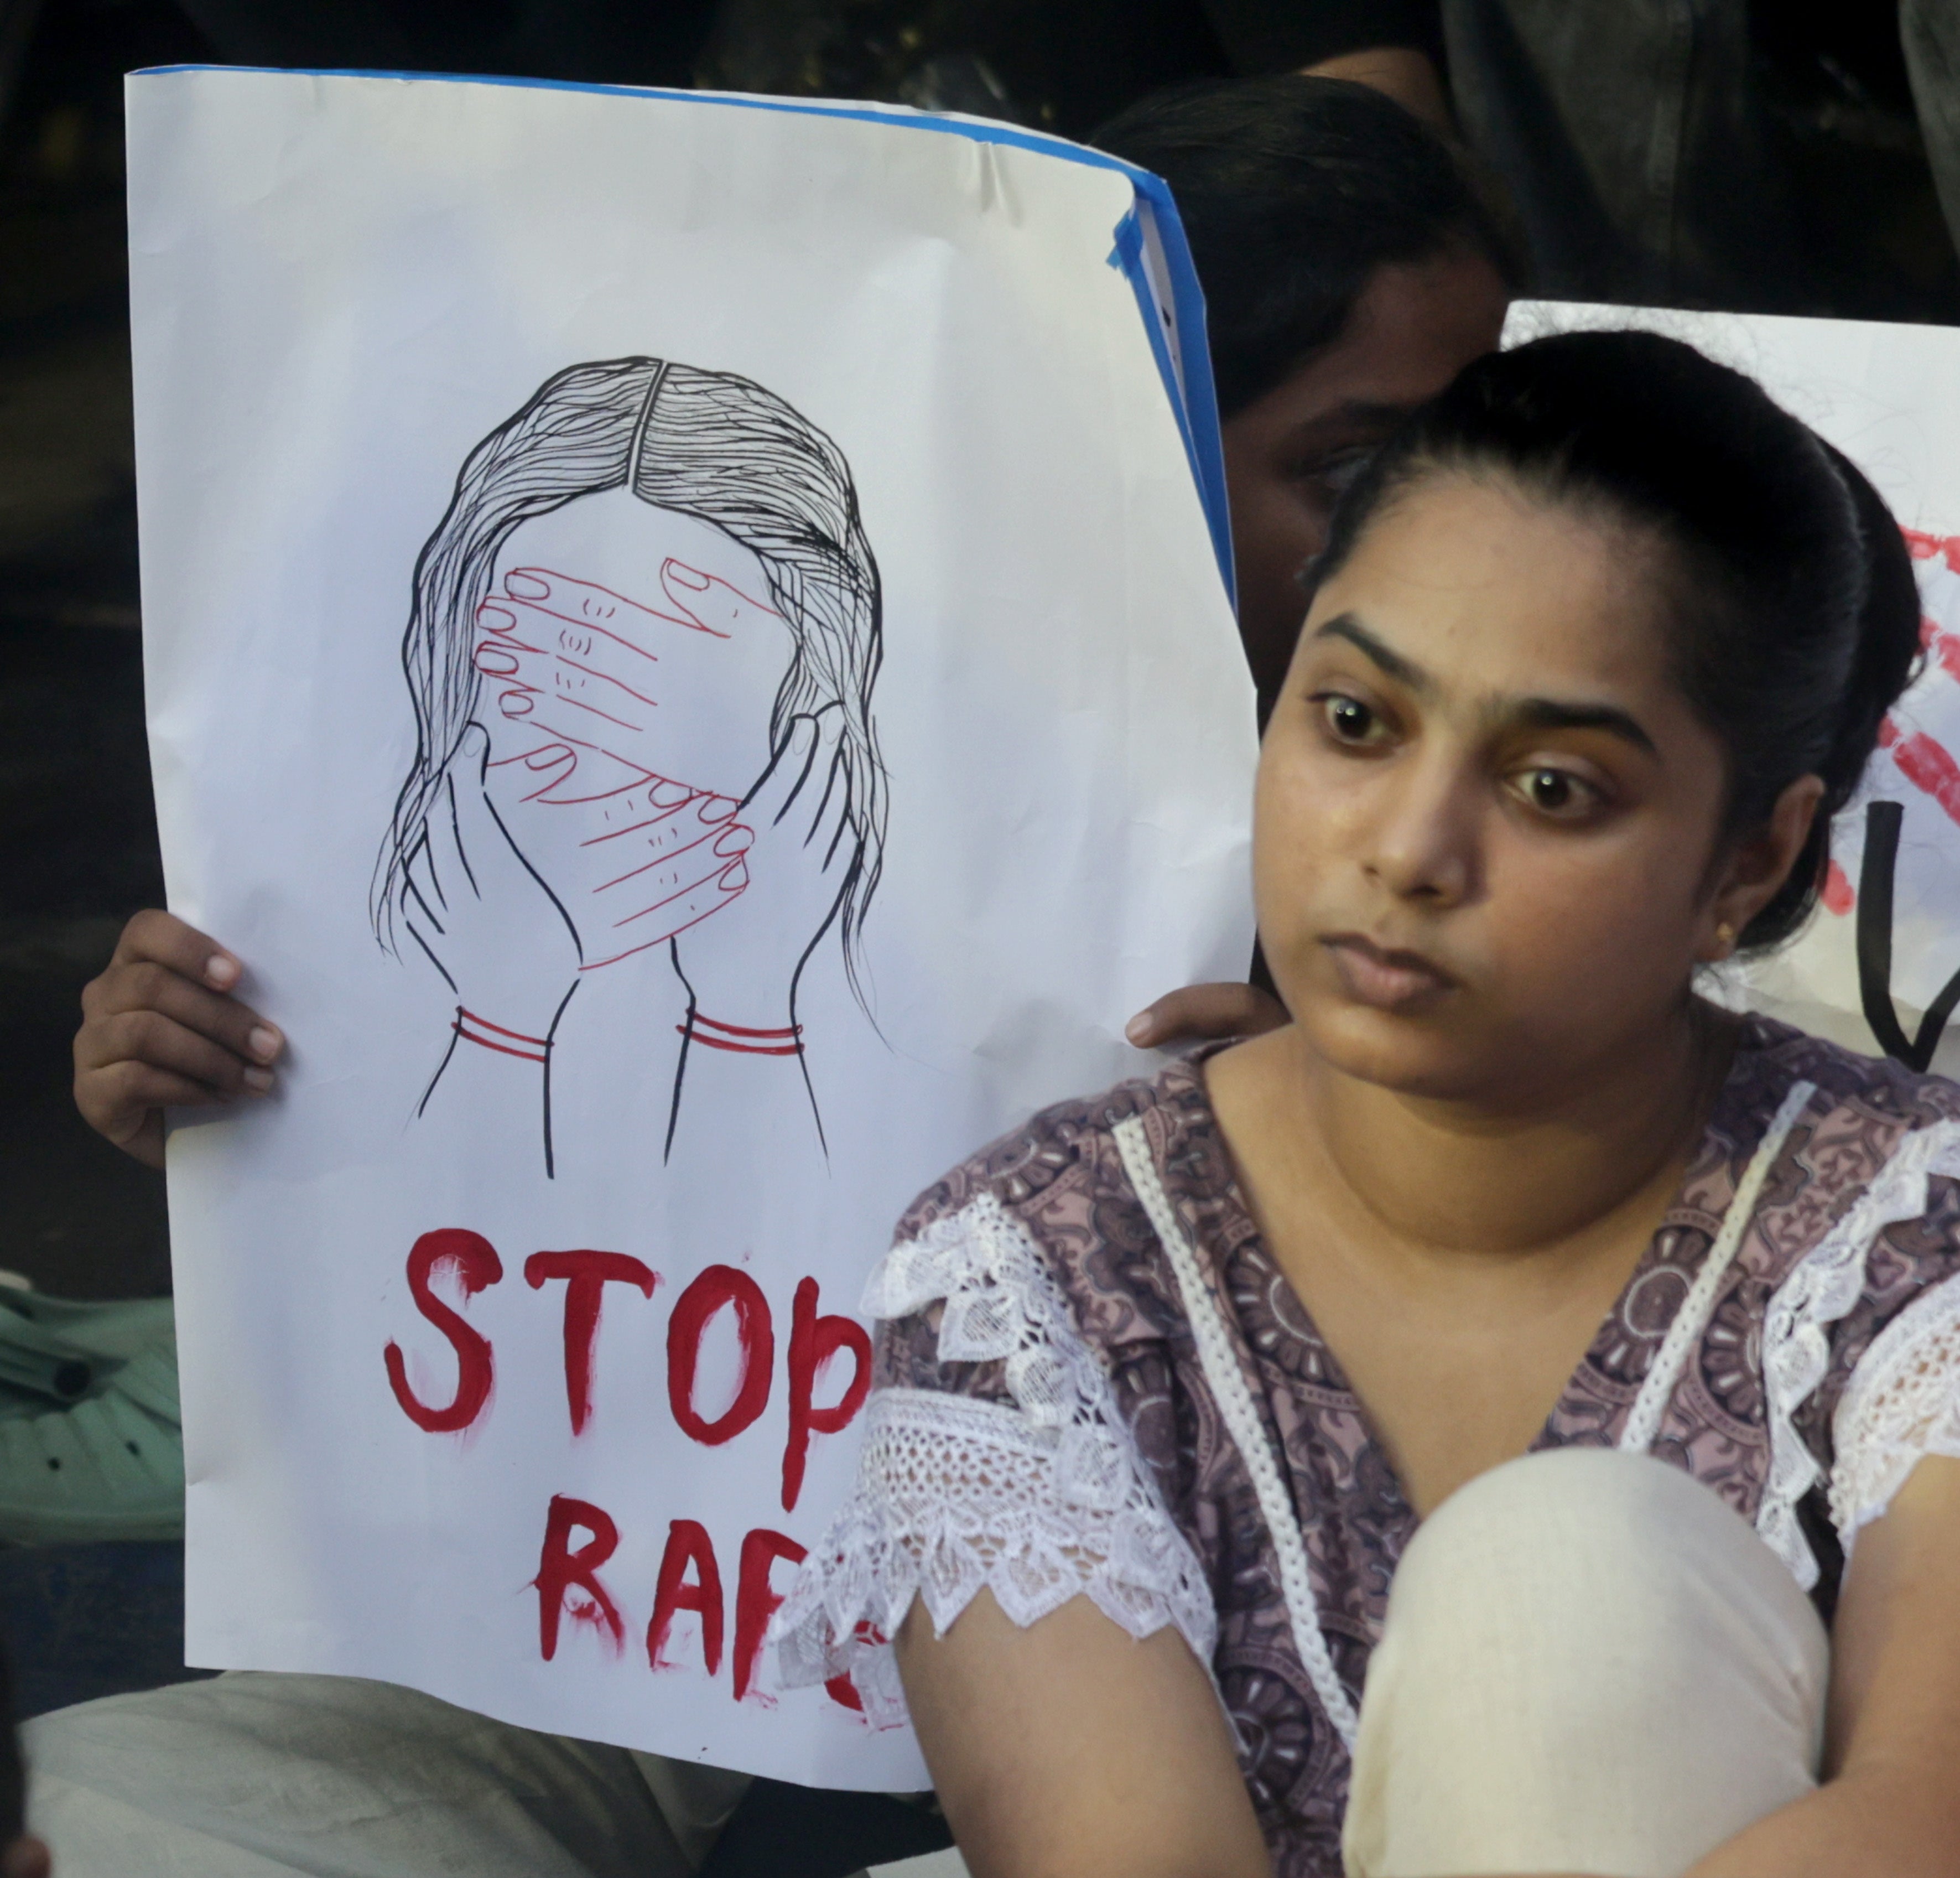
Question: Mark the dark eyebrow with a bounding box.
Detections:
[1292,398,1415,433]
[1275,402,1416,453]
[1317,399,1417,430]
[1312,615,1660,757]
[1312,614,1433,694]
[1508,697,1659,757]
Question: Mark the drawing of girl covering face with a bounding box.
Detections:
[374,357,887,1173]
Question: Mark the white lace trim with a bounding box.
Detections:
[1112,1114,1362,1750]
[1831,1268,1960,1551]
[1758,1118,1960,1588]
[773,1103,1960,1716]
[1619,1081,1815,1456]
[773,1192,1217,1725]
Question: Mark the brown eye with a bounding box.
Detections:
[1515,767,1599,818]
[1320,694,1379,744]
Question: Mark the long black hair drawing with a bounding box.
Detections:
[372,357,887,1174]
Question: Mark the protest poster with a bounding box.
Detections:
[1509,303,1960,1078]
[127,67,1255,1787]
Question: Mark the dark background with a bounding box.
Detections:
[0,0,216,1303]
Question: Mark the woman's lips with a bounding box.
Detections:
[1319,933,1457,1010]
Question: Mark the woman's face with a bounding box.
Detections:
[1222,247,1510,718]
[1255,471,1784,1109]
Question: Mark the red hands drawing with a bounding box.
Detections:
[670,705,858,1018]
[473,562,790,801]
[445,563,856,987]
[461,559,802,968]
[480,705,857,983]
[486,757,756,968]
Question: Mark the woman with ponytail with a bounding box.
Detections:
[782,330,1960,1876]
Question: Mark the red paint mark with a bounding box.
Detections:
[667,1266,774,1446]
[523,1251,658,1435]
[383,1229,503,1434]
[782,1278,872,1512]
[1936,633,1960,688]
[822,1621,888,1713]
[1915,609,1960,684]
[534,1495,625,1661]
[1902,527,1960,573]
[734,1527,806,1701]
[1890,729,1960,829]
[1898,532,1960,684]
[647,1519,724,1675]
[1823,859,1855,916]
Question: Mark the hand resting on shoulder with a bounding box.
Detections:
[1126,982,1288,1051]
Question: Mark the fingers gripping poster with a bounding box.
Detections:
[128,69,1254,1787]
[1510,304,1960,1080]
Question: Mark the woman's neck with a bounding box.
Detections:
[1233,998,1735,1265]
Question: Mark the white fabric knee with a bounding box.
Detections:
[1342,1448,1828,1878]
[24,1669,735,1877]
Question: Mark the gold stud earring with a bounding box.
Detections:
[1714,921,1735,952]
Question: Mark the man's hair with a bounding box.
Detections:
[1094,75,1521,418]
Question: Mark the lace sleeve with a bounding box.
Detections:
[774,1192,1216,1726]
[1758,1120,1960,1588]
[1831,1269,1960,1552]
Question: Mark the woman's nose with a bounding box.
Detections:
[1361,758,1478,907]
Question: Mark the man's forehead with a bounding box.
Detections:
[496,488,764,600]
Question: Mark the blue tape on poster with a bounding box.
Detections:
[1107,205,1235,608]
[133,64,1236,606]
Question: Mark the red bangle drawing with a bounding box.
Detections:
[677,1012,803,1056]
[455,1007,552,1064]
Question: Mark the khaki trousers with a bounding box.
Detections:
[1343,1448,1829,1878]
[25,1671,750,1876]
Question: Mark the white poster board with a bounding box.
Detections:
[1508,302,1960,1076]
[129,67,1255,1787]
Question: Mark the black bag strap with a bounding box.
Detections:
[1857,800,1960,1072]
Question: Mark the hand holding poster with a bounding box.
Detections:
[129,69,1255,1787]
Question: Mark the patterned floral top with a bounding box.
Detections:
[779,1015,1960,1876]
